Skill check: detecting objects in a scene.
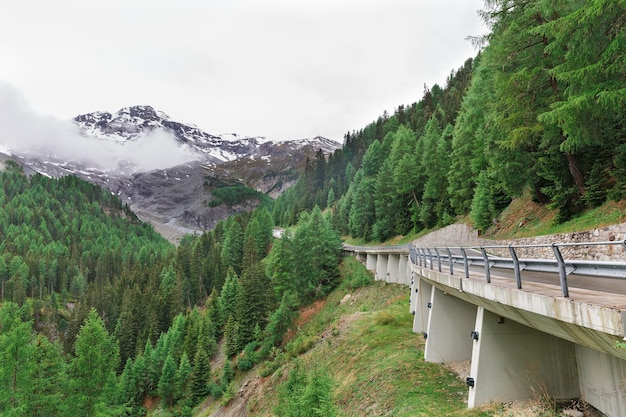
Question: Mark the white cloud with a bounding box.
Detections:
[0,0,487,141]
[0,82,200,173]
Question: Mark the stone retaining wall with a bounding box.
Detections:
[412,223,626,262]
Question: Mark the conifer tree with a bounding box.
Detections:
[0,302,35,415]
[175,352,192,402]
[68,309,121,416]
[221,221,243,274]
[27,335,65,417]
[219,269,241,326]
[236,261,273,350]
[191,346,211,404]
[158,355,177,407]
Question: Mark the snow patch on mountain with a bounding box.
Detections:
[74,105,341,165]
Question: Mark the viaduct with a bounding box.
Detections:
[343,237,626,417]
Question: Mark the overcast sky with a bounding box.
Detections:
[0,0,487,142]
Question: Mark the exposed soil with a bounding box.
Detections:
[282,299,326,345]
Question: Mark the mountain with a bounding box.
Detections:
[74,105,339,163]
[10,105,341,242]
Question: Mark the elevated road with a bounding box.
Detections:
[343,241,626,417]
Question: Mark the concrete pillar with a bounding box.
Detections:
[424,287,476,363]
[399,254,409,285]
[576,345,626,417]
[366,253,377,271]
[468,307,580,408]
[376,254,388,282]
[388,254,400,283]
[412,273,431,335]
[409,271,418,314]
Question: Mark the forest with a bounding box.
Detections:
[273,0,626,239]
[0,159,342,416]
[1,0,625,416]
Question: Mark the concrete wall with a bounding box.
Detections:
[468,307,580,407]
[375,254,388,281]
[576,345,626,417]
[388,254,400,284]
[366,253,377,271]
[399,254,409,285]
[424,287,475,363]
[410,222,626,262]
[412,277,432,335]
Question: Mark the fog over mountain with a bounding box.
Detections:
[0,82,201,174]
[0,81,340,239]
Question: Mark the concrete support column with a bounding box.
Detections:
[412,272,431,335]
[388,254,400,283]
[399,255,409,285]
[576,345,626,417]
[366,253,377,271]
[468,307,580,408]
[409,271,418,314]
[424,287,476,363]
[376,254,388,282]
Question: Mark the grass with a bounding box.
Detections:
[190,255,573,416]
[246,258,503,417]
[486,193,626,240]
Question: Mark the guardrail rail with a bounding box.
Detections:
[411,240,626,297]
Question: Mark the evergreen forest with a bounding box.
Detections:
[273,0,626,239]
[1,0,625,416]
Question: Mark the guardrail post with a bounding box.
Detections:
[434,248,442,272]
[509,246,522,289]
[480,247,491,283]
[461,248,469,278]
[551,244,569,298]
[446,248,454,275]
[419,248,425,267]
[427,248,434,270]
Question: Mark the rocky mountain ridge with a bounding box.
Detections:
[9,105,341,242]
[74,105,339,164]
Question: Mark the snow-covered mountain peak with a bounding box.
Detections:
[74,105,340,163]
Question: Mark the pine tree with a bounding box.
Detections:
[223,315,240,357]
[175,352,192,402]
[27,335,65,417]
[236,261,273,350]
[347,172,376,240]
[221,221,243,274]
[293,206,342,302]
[158,355,177,407]
[0,302,35,415]
[191,346,210,404]
[219,269,241,326]
[67,309,121,416]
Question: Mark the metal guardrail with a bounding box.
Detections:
[411,241,626,298]
[342,241,626,298]
[342,244,410,254]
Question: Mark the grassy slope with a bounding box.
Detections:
[486,194,626,239]
[240,257,497,417]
